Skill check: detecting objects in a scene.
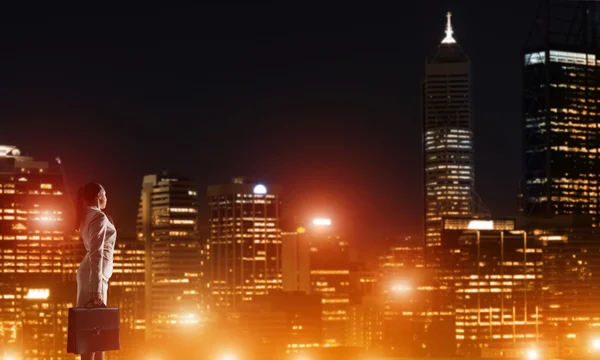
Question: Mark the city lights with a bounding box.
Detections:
[525,348,539,360]
[253,184,267,194]
[592,338,600,351]
[441,11,456,44]
[220,354,237,360]
[293,355,310,360]
[312,218,332,227]
[390,281,412,294]
[467,220,494,230]
[178,312,200,325]
[2,3,600,360]
[24,289,49,300]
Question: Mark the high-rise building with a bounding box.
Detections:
[423,13,475,259]
[281,228,310,293]
[523,49,600,221]
[346,263,379,351]
[519,3,600,357]
[377,242,454,357]
[0,145,78,360]
[281,218,352,347]
[310,230,351,348]
[207,177,283,312]
[441,218,543,358]
[522,1,600,224]
[233,291,322,358]
[137,172,202,340]
[517,215,600,358]
[106,237,146,359]
[283,218,351,347]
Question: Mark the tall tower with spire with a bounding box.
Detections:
[422,12,475,262]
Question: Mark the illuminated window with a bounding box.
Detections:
[169,208,198,213]
[40,184,52,189]
[170,219,195,225]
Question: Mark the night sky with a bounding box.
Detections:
[0,2,539,243]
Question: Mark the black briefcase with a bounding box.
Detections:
[67,304,120,354]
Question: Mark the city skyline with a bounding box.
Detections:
[1,2,600,359]
[0,2,539,241]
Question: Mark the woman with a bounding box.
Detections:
[75,183,117,360]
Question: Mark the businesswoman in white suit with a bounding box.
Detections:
[75,183,117,360]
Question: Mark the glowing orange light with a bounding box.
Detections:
[390,282,412,294]
[525,348,539,360]
[178,312,199,325]
[24,289,49,300]
[312,218,331,227]
[467,220,494,230]
[297,227,306,234]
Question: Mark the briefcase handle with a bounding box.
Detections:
[84,300,107,309]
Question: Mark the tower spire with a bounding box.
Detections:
[441,11,456,44]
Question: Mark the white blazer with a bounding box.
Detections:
[77,206,117,293]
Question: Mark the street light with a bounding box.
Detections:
[525,348,539,360]
[294,355,310,360]
[312,218,331,227]
[592,338,600,351]
[390,281,412,294]
[178,312,200,325]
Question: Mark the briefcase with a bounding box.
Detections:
[67,305,120,354]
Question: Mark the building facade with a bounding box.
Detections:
[423,13,475,259]
[377,242,455,357]
[0,145,78,360]
[516,215,600,358]
[137,172,202,340]
[105,238,146,359]
[309,226,351,348]
[441,219,543,357]
[522,48,600,223]
[281,228,311,293]
[281,218,352,348]
[207,177,283,312]
[234,291,322,358]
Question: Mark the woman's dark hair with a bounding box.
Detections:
[75,182,103,230]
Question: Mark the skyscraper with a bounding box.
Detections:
[282,218,351,347]
[423,13,475,258]
[281,227,310,293]
[522,2,600,224]
[137,172,202,340]
[106,237,146,359]
[446,221,542,357]
[0,145,78,360]
[207,177,283,311]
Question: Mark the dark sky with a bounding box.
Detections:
[0,2,539,241]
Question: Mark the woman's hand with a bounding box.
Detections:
[90,292,103,306]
